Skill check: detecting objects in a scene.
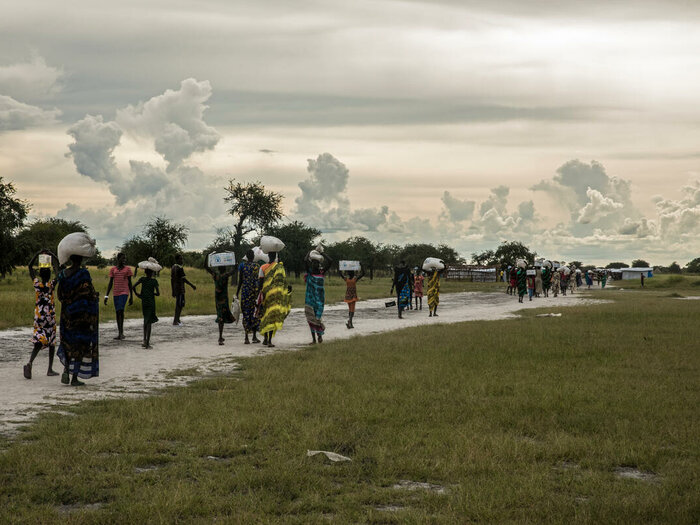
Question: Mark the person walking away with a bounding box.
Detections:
[24,250,60,379]
[585,270,593,289]
[205,255,236,345]
[527,271,536,301]
[304,250,332,344]
[133,262,160,348]
[640,273,645,287]
[57,254,99,386]
[601,270,608,289]
[390,261,412,319]
[413,268,425,310]
[258,252,292,348]
[551,269,560,297]
[542,263,551,297]
[427,267,444,316]
[516,265,527,303]
[236,250,261,344]
[509,266,518,296]
[339,265,365,329]
[171,254,196,326]
[535,267,543,298]
[104,252,133,340]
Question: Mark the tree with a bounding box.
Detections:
[606,262,629,269]
[0,177,30,277]
[395,243,462,269]
[326,236,386,279]
[471,249,496,266]
[265,221,321,278]
[117,217,188,268]
[570,260,583,269]
[631,259,650,268]
[669,261,682,274]
[224,180,284,260]
[12,218,87,265]
[493,241,537,269]
[685,257,700,274]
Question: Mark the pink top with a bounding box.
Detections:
[109,265,133,296]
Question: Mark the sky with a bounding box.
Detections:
[1,0,699,266]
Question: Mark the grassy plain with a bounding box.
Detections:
[0,267,501,330]
[0,277,698,523]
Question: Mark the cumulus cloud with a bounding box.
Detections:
[577,187,624,224]
[116,78,220,171]
[440,191,475,222]
[61,79,227,251]
[0,94,60,130]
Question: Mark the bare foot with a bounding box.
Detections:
[47,370,59,377]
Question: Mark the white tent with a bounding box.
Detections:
[621,267,653,280]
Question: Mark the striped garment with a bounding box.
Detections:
[259,262,291,336]
[57,268,99,379]
[427,271,440,309]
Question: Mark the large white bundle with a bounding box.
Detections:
[561,266,571,276]
[260,236,285,254]
[309,250,324,262]
[422,257,445,271]
[57,232,97,265]
[138,257,162,273]
[516,258,527,269]
[543,260,553,269]
[253,246,269,264]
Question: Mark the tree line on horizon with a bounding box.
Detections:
[2,176,699,278]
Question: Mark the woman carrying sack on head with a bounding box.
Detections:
[258,252,292,348]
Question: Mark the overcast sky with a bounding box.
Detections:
[1,0,699,265]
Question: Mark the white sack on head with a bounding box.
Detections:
[315,244,324,254]
[253,246,269,264]
[138,257,162,273]
[422,257,445,271]
[562,266,571,275]
[309,250,324,262]
[516,258,527,269]
[543,260,552,269]
[58,232,97,265]
[260,236,285,254]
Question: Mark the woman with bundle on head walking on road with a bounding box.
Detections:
[24,250,60,379]
[236,249,261,345]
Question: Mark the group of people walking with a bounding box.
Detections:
[22,238,451,384]
[503,261,612,302]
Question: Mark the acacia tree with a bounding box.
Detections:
[12,218,87,265]
[224,180,284,259]
[631,259,650,268]
[117,217,188,268]
[493,241,536,269]
[265,221,321,278]
[0,178,30,277]
[685,257,700,274]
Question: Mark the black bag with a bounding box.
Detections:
[385,300,396,308]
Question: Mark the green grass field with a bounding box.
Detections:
[0,266,501,330]
[0,277,698,523]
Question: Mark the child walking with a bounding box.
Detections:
[205,254,236,345]
[527,272,536,301]
[24,250,60,379]
[339,265,365,329]
[133,258,161,348]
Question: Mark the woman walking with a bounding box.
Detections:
[133,258,161,349]
[24,250,60,379]
[390,261,412,319]
[206,255,236,345]
[259,252,292,348]
[339,265,364,329]
[236,250,261,344]
[413,268,425,310]
[426,267,444,317]
[57,254,99,386]
[304,250,332,344]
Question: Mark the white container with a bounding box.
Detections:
[339,260,361,271]
[260,236,285,254]
[527,269,536,276]
[208,252,236,267]
[38,254,52,268]
[138,257,162,273]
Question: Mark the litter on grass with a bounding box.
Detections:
[614,467,659,482]
[536,313,562,317]
[392,480,447,494]
[306,450,352,462]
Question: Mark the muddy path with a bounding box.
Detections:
[0,291,603,437]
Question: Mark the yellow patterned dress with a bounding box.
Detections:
[259,262,292,336]
[32,278,57,348]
